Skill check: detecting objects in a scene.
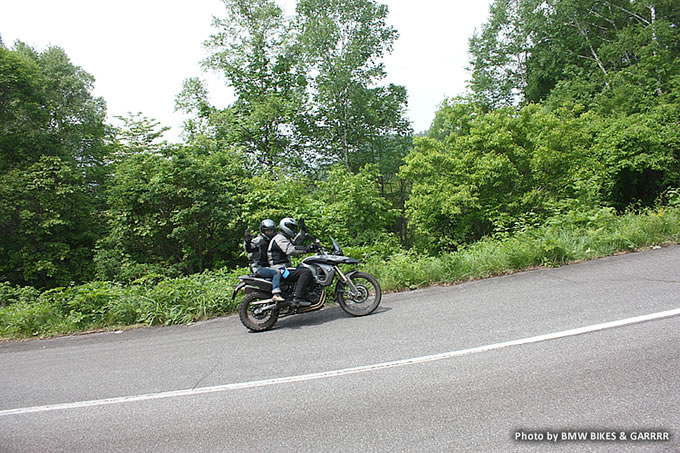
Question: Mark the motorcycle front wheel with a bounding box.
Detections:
[335,271,382,316]
[239,293,279,332]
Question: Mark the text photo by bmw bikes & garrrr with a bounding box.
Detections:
[232,238,382,331]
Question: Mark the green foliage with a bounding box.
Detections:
[0,299,69,338]
[238,173,310,228]
[469,0,680,113]
[0,43,109,288]
[112,112,170,157]
[593,103,680,209]
[467,0,529,111]
[362,204,680,293]
[197,0,308,171]
[0,267,246,339]
[295,0,411,170]
[187,0,411,174]
[401,102,602,251]
[0,282,39,308]
[313,164,396,243]
[0,156,100,287]
[237,163,397,247]
[404,92,679,253]
[97,145,247,280]
[0,46,49,171]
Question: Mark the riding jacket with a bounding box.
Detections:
[244,233,271,272]
[267,231,307,267]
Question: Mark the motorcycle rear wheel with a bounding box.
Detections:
[336,272,382,316]
[239,293,279,332]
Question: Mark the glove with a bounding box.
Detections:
[299,218,307,233]
[244,228,252,243]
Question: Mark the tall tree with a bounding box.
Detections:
[467,0,530,111]
[97,145,247,280]
[112,112,170,158]
[403,102,603,251]
[0,44,110,287]
[295,0,411,171]
[195,0,308,172]
[467,0,680,110]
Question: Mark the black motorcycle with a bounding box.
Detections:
[233,238,382,331]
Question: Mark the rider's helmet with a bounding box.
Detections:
[279,217,298,238]
[260,219,276,238]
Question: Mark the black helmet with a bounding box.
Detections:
[260,219,276,238]
[279,217,298,238]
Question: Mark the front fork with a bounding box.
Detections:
[335,266,359,296]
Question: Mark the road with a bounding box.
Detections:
[1,246,679,452]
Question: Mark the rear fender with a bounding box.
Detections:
[232,276,273,299]
[232,281,247,300]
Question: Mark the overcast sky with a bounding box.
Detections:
[1,0,492,140]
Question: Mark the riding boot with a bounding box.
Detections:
[293,297,311,307]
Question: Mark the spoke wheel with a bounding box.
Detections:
[336,272,382,316]
[239,293,279,332]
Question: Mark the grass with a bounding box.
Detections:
[362,206,680,292]
[2,206,679,340]
[0,267,247,340]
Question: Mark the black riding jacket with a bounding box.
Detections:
[244,233,271,272]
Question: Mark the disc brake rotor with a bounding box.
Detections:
[349,285,369,304]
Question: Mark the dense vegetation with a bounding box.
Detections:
[1,0,679,338]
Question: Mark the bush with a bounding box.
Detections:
[2,206,679,340]
[0,282,40,307]
[362,205,680,293]
[0,301,71,338]
[0,266,247,339]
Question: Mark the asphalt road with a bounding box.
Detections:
[1,246,679,452]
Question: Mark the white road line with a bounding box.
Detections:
[2,307,680,417]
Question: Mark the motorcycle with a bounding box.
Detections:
[232,238,382,331]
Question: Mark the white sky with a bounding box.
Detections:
[1,0,492,140]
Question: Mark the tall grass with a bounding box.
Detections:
[362,206,680,292]
[0,267,247,339]
[2,206,679,340]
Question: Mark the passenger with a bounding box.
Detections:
[244,219,283,302]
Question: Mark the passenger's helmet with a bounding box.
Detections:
[260,219,276,238]
[279,217,298,238]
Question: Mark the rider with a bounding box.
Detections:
[244,219,283,302]
[267,217,314,307]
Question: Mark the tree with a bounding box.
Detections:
[0,44,110,288]
[296,0,411,171]
[0,47,49,172]
[467,0,529,111]
[97,146,247,280]
[196,0,308,173]
[112,112,170,158]
[403,101,602,251]
[593,103,680,209]
[0,156,99,287]
[16,43,110,183]
[315,164,396,243]
[468,0,680,111]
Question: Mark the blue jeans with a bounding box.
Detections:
[255,267,282,293]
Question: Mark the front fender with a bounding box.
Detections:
[343,270,360,279]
